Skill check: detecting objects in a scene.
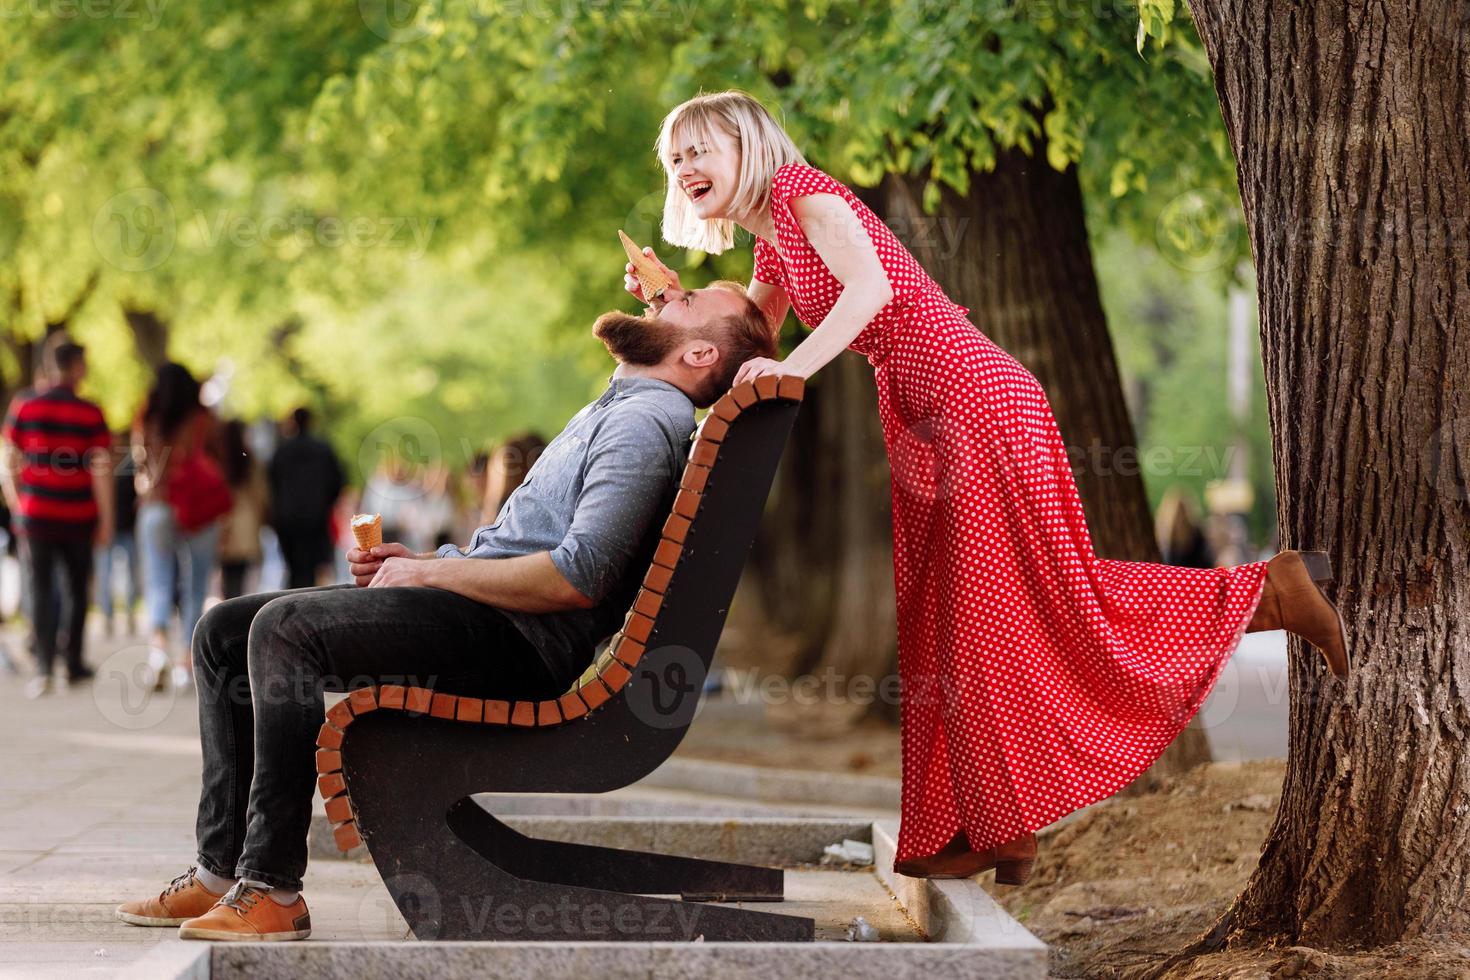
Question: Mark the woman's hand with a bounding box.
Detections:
[347,542,414,587]
[732,357,803,387]
[623,247,682,310]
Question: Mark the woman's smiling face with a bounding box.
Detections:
[670,123,741,221]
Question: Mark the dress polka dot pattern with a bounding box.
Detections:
[755,161,1271,863]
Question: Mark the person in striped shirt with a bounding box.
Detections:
[0,333,115,698]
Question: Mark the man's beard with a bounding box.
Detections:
[592,310,685,366]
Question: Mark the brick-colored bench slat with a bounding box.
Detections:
[730,382,760,409]
[405,687,434,715]
[484,700,511,725]
[652,538,682,568]
[378,685,406,710]
[333,821,362,852]
[348,688,378,715]
[557,690,590,722]
[325,700,355,730]
[577,677,613,711]
[599,661,632,694]
[632,588,663,620]
[324,794,354,825]
[752,375,782,400]
[430,693,457,720]
[318,772,346,799]
[643,562,673,594]
[510,702,537,727]
[662,512,692,543]
[777,375,805,400]
[671,487,701,520]
[315,749,342,774]
[612,635,645,668]
[536,699,563,726]
[317,723,345,750]
[697,414,729,444]
[624,611,655,644]
[689,440,718,467]
[456,698,483,723]
[680,463,712,493]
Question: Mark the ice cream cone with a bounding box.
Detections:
[351,513,382,551]
[619,229,672,301]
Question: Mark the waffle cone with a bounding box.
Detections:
[619,229,672,300]
[351,513,382,551]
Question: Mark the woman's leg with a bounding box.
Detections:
[179,521,221,670]
[137,502,180,676]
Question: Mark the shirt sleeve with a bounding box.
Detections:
[752,236,784,288]
[547,407,680,605]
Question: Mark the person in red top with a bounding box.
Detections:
[626,91,1351,886]
[0,333,115,698]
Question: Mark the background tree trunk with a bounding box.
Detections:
[1180,0,1470,946]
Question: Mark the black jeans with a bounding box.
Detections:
[191,583,571,891]
[21,531,93,676]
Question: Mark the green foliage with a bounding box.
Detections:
[1,0,1254,485]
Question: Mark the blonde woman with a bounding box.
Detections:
[624,90,1350,885]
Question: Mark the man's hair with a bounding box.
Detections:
[690,280,779,407]
[291,407,313,433]
[42,332,86,377]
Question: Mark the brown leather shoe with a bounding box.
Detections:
[1247,550,1350,677]
[178,881,311,941]
[115,866,227,927]
[894,830,1038,885]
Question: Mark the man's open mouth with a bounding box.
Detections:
[687,181,712,202]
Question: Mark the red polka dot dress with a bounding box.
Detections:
[752,161,1270,864]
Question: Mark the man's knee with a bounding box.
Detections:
[193,595,257,673]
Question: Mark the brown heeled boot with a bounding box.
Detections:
[893,830,1038,885]
[1246,550,1350,677]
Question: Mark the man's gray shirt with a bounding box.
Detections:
[436,375,696,686]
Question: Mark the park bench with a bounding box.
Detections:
[313,375,815,942]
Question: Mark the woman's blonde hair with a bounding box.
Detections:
[655,90,807,255]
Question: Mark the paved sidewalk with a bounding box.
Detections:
[0,624,418,978]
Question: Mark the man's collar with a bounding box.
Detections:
[602,373,684,399]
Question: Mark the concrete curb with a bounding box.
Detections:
[110,939,209,980]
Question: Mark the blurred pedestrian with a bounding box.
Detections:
[218,419,268,600]
[134,363,232,691]
[481,432,545,524]
[1155,485,1215,568]
[0,333,114,698]
[95,430,141,636]
[267,408,344,589]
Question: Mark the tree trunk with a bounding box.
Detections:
[1181,0,1470,946]
[123,309,169,370]
[883,144,1212,778]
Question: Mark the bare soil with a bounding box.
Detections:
[677,716,1470,979]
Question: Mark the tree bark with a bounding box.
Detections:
[1181,0,1470,946]
[883,145,1212,778]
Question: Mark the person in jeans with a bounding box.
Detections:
[95,430,142,635]
[113,282,777,942]
[133,363,224,692]
[0,333,114,698]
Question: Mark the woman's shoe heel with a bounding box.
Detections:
[994,857,1034,886]
[1298,550,1333,584]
